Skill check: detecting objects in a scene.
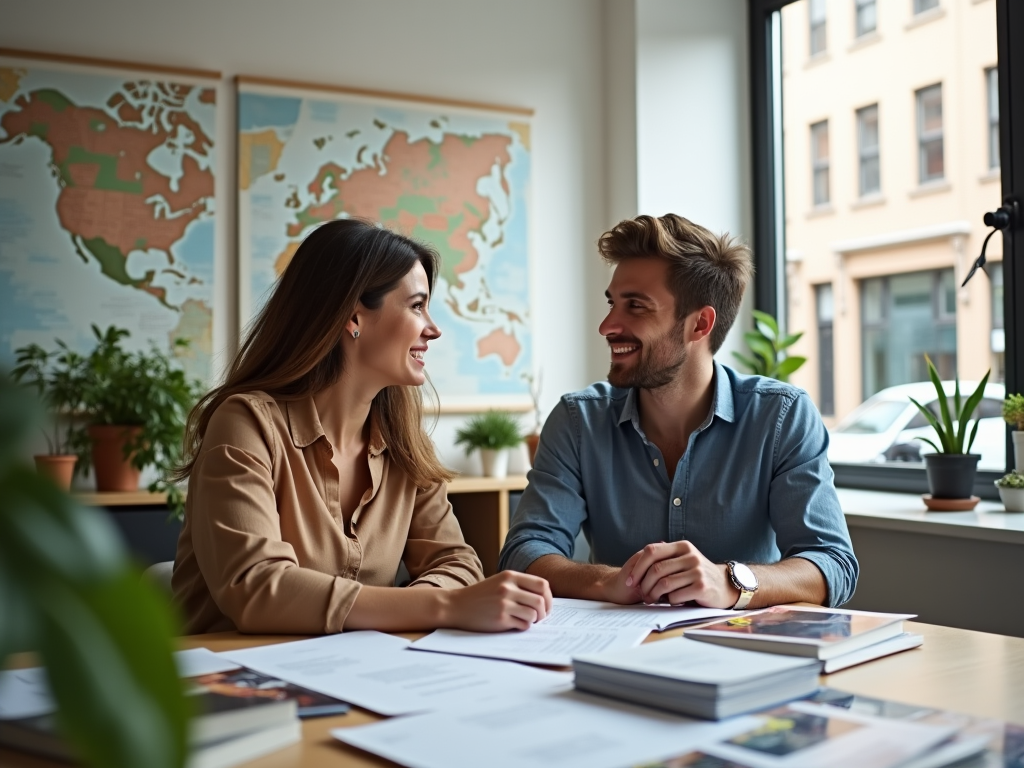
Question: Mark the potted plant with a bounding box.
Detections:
[1002,393,1024,473]
[521,371,543,467]
[909,355,990,502]
[995,471,1024,512]
[11,340,89,490]
[454,410,523,479]
[731,310,807,382]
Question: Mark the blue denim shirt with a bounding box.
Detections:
[498,362,858,607]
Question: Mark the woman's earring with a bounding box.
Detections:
[352,330,360,339]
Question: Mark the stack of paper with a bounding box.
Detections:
[572,637,822,719]
[685,606,922,672]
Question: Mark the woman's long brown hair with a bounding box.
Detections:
[173,218,453,487]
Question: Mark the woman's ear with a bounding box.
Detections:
[344,312,361,340]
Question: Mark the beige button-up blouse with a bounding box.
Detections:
[171,392,484,635]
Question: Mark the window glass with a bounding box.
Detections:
[810,0,827,55]
[816,284,835,416]
[811,120,830,205]
[917,84,944,183]
[855,0,877,37]
[914,0,940,14]
[987,67,999,170]
[857,104,880,196]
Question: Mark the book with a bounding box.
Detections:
[187,668,350,719]
[572,637,822,719]
[0,714,301,768]
[822,632,923,673]
[685,606,915,661]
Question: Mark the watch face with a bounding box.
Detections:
[731,562,757,590]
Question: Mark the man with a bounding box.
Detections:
[498,214,857,610]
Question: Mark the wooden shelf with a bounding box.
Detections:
[74,491,170,506]
[448,475,528,493]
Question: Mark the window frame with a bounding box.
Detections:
[748,0,1024,498]
[810,119,831,206]
[916,83,945,184]
[815,283,836,417]
[913,0,940,16]
[856,103,881,197]
[809,0,827,56]
[988,66,1000,171]
[855,0,877,38]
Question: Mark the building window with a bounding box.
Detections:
[816,284,835,416]
[916,84,944,183]
[987,67,1000,170]
[861,269,957,399]
[855,0,877,37]
[913,0,939,14]
[857,104,880,196]
[811,120,830,205]
[810,0,827,55]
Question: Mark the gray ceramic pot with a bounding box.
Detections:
[924,453,980,499]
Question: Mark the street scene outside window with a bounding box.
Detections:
[781,0,1004,471]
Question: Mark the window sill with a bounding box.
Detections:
[979,168,1001,184]
[838,487,1024,545]
[805,51,831,70]
[905,6,946,31]
[851,194,886,210]
[909,180,951,198]
[806,203,835,219]
[848,31,881,52]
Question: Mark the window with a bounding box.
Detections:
[855,0,877,37]
[992,261,1005,382]
[816,284,835,416]
[811,120,830,206]
[916,84,944,183]
[857,104,880,196]
[988,67,1000,170]
[809,0,827,56]
[913,0,940,15]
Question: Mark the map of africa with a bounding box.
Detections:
[238,83,532,403]
[0,58,216,381]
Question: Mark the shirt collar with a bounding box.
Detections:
[615,360,736,430]
[285,396,388,455]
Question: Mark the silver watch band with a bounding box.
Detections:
[732,586,755,610]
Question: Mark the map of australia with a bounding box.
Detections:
[238,85,532,403]
[0,60,216,381]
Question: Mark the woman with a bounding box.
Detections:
[171,219,550,635]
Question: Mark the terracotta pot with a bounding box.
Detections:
[525,432,541,468]
[88,425,143,492]
[33,454,77,491]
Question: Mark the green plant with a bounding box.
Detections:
[454,410,523,455]
[0,372,188,768]
[908,355,991,455]
[731,310,807,383]
[11,339,88,455]
[1003,394,1024,431]
[996,471,1024,489]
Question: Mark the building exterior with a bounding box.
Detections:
[781,0,1001,426]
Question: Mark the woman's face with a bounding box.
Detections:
[356,261,441,388]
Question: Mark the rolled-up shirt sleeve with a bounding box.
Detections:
[499,398,587,573]
[769,392,859,607]
[404,481,484,589]
[187,398,359,634]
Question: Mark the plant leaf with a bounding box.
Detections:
[909,396,951,453]
[924,355,954,447]
[751,310,779,336]
[967,418,981,454]
[914,435,943,454]
[776,332,804,350]
[774,356,807,381]
[956,369,991,453]
[731,352,760,374]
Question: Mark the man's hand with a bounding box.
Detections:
[627,541,740,608]
[594,549,646,604]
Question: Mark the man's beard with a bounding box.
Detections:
[607,321,688,390]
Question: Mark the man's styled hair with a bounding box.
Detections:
[597,214,753,353]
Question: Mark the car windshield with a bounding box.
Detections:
[833,400,909,434]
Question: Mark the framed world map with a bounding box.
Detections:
[0,50,219,383]
[237,76,533,410]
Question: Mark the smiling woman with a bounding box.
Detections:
[168,219,551,636]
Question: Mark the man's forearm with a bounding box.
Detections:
[525,554,625,602]
[748,557,827,609]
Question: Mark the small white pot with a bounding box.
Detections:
[1013,431,1024,474]
[997,485,1024,513]
[479,448,510,478]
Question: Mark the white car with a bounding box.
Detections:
[827,381,1007,471]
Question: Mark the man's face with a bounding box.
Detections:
[598,258,689,389]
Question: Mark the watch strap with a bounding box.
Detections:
[727,560,757,610]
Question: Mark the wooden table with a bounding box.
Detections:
[5,619,1023,768]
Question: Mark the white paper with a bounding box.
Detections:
[411,624,650,666]
[218,630,572,716]
[334,688,761,768]
[0,668,53,720]
[542,597,735,631]
[174,647,242,678]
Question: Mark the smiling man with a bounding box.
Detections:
[498,214,858,610]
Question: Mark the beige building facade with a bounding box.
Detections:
[781,0,1001,425]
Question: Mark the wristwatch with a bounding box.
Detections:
[726,561,758,610]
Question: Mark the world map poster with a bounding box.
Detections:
[0,53,218,382]
[237,79,533,407]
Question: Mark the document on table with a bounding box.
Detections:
[217,630,572,716]
[334,688,761,768]
[174,647,242,678]
[541,597,735,631]
[410,624,650,666]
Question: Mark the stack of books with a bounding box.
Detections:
[685,606,923,673]
[573,637,822,719]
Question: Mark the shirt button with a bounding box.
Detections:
[653,459,660,466]
[673,497,681,507]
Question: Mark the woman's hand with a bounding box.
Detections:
[443,571,552,631]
